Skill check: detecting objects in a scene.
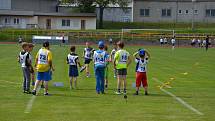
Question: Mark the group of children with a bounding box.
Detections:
[67,41,150,95]
[18,41,54,95]
[18,40,150,96]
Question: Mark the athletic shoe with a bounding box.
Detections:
[101,92,105,94]
[115,91,121,95]
[32,90,36,95]
[44,93,50,96]
[96,91,100,94]
[105,85,108,89]
[133,92,139,95]
[114,75,116,78]
[41,85,44,88]
[145,91,148,95]
[23,90,27,93]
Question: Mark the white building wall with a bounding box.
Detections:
[0,16,35,28]
[38,16,96,30]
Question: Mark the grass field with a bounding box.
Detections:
[0,44,215,121]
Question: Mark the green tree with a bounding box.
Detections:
[95,0,130,29]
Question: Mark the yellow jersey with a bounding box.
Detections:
[114,49,130,69]
[36,47,52,72]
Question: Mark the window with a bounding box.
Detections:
[140,9,150,17]
[4,18,10,24]
[206,9,215,17]
[185,10,189,14]
[194,10,198,14]
[178,10,182,14]
[162,9,171,17]
[14,18,20,24]
[62,19,70,26]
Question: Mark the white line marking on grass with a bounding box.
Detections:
[0,80,21,85]
[152,77,172,88]
[24,87,41,113]
[152,77,204,116]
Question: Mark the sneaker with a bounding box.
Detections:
[101,92,105,94]
[133,92,139,95]
[23,90,27,93]
[44,93,50,96]
[105,85,108,89]
[115,91,121,95]
[114,75,116,78]
[32,90,36,95]
[96,91,100,94]
[41,85,44,88]
[145,91,148,95]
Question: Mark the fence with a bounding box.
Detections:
[0,29,214,44]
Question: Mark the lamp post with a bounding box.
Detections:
[191,0,196,31]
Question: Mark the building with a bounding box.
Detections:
[0,0,96,30]
[133,0,215,23]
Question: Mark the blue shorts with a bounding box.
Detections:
[37,71,52,81]
[84,58,92,64]
[69,65,79,77]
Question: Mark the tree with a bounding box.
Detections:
[95,0,130,29]
[62,0,130,29]
[78,0,95,13]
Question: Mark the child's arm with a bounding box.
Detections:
[145,50,151,59]
[127,55,132,67]
[133,51,139,58]
[76,58,82,68]
[17,55,20,63]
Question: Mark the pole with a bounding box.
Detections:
[191,0,196,31]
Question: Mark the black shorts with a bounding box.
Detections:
[69,65,78,77]
[84,58,92,64]
[117,69,127,75]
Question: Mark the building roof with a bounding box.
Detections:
[0,10,96,17]
[134,0,214,2]
[0,10,34,16]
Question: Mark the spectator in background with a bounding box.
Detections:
[206,35,210,51]
[160,37,164,46]
[18,36,23,44]
[191,38,196,47]
[171,37,176,50]
[197,38,201,48]
[164,37,168,45]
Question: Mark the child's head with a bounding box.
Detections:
[43,41,50,49]
[70,45,76,52]
[104,45,108,51]
[117,41,124,49]
[98,41,105,50]
[139,49,145,59]
[28,43,34,52]
[113,42,117,49]
[86,42,90,47]
[21,42,29,51]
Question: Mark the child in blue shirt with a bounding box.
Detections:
[93,41,108,94]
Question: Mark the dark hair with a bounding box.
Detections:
[117,41,124,48]
[99,46,104,49]
[21,42,28,49]
[28,43,34,48]
[70,45,76,52]
[43,41,49,47]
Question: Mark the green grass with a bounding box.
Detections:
[0,44,215,121]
